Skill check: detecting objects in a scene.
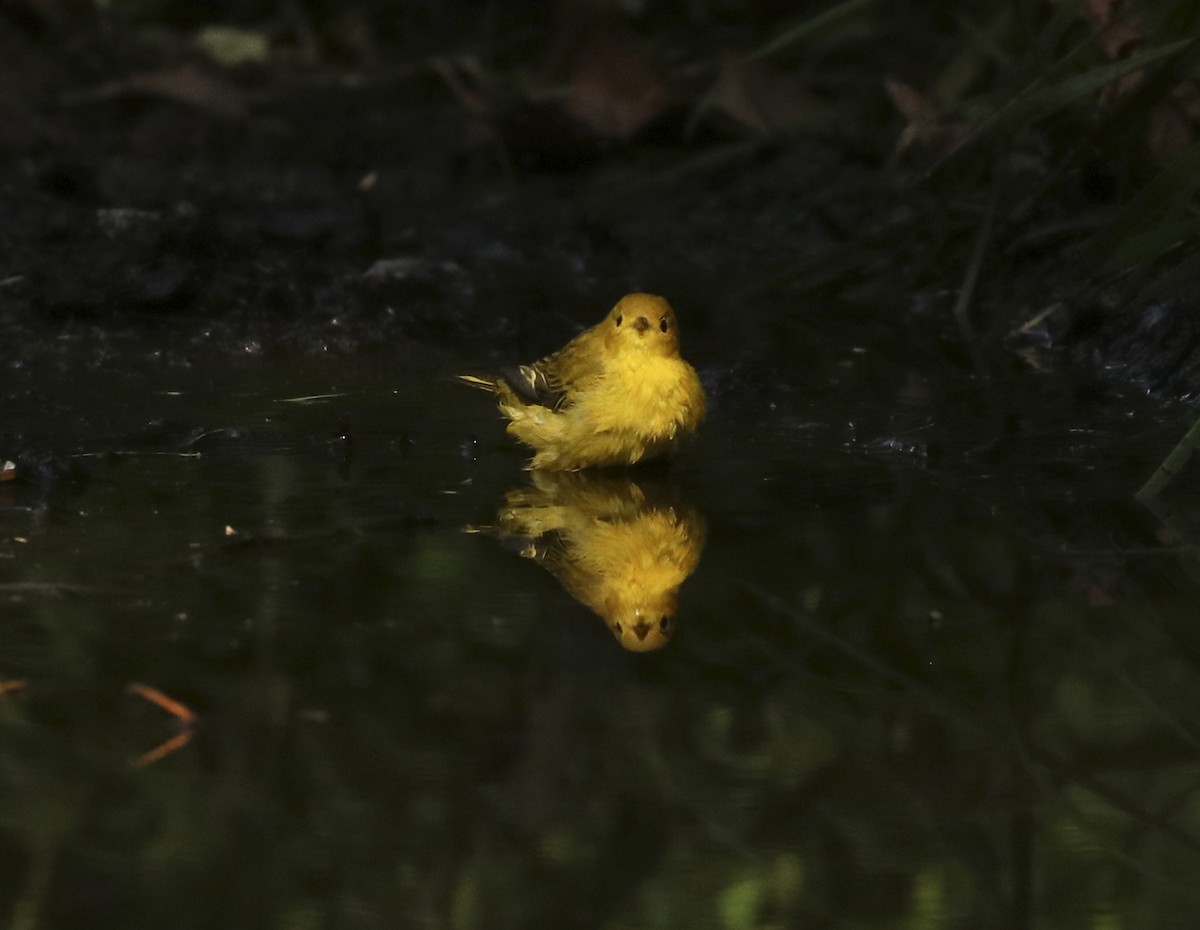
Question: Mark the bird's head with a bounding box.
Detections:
[603,293,681,358]
[608,611,675,652]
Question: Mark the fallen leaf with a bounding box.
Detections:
[1083,0,1121,25]
[62,63,247,119]
[1171,80,1200,121]
[432,56,502,149]
[128,681,200,767]
[885,78,937,125]
[884,78,970,154]
[131,730,195,768]
[556,1,668,138]
[432,58,488,117]
[1147,81,1200,163]
[435,4,666,163]
[0,461,15,482]
[710,51,821,133]
[128,682,198,724]
[1078,0,1142,57]
[1094,19,1143,60]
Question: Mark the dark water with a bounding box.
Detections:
[3,334,1200,929]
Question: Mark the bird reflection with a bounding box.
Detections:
[469,470,705,651]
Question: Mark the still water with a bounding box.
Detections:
[2,334,1200,929]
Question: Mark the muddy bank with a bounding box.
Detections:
[0,9,1192,408]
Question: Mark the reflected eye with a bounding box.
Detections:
[659,615,672,632]
[659,317,669,333]
[615,315,623,327]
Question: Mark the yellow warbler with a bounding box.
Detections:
[460,293,705,470]
[469,470,705,651]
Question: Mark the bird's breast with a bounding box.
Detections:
[583,356,702,438]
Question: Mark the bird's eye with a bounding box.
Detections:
[615,315,623,327]
[659,317,669,333]
[659,615,672,632]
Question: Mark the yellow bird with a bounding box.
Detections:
[459,293,705,470]
[469,470,705,651]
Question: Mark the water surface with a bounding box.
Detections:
[2,334,1200,929]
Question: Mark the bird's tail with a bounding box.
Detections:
[457,374,499,393]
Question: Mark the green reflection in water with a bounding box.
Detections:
[0,352,1200,928]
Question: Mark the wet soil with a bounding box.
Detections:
[0,7,1195,446]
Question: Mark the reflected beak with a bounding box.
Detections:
[631,316,650,333]
[632,620,651,641]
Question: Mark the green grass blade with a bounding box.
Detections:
[1097,139,1200,259]
[1138,414,1200,502]
[749,0,882,60]
[936,37,1197,172]
[1107,217,1200,267]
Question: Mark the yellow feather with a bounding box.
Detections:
[458,374,499,391]
[460,293,705,470]
[479,470,705,651]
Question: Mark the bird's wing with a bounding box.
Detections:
[521,335,608,411]
[501,344,603,411]
[498,363,565,410]
[488,322,608,412]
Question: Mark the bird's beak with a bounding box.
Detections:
[631,316,650,333]
[632,620,651,641]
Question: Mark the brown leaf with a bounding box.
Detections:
[62,64,247,119]
[1095,19,1143,60]
[884,78,938,125]
[1064,0,1143,59]
[1048,0,1145,105]
[884,78,970,154]
[1082,0,1123,29]
[1147,82,1200,163]
[1097,68,1144,106]
[555,1,668,138]
[1147,101,1191,163]
[432,58,498,147]
[711,51,821,133]
[1170,80,1200,121]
